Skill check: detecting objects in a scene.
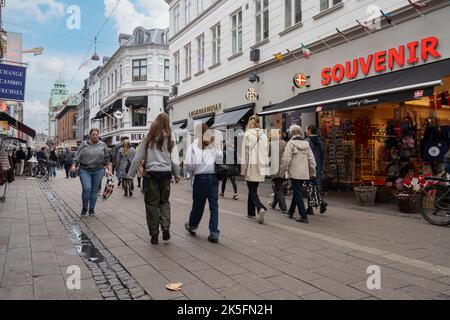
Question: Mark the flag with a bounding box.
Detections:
[380,10,393,25]
[273,52,283,62]
[301,43,311,58]
[408,0,426,10]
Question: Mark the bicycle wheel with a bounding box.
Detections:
[420,184,450,226]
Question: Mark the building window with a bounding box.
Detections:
[135,29,145,44]
[197,34,205,72]
[131,107,147,127]
[114,69,118,91]
[185,0,191,25]
[164,59,170,82]
[231,10,242,54]
[174,51,180,83]
[211,24,220,65]
[132,59,147,82]
[320,0,341,11]
[107,77,110,95]
[184,43,191,79]
[197,0,203,15]
[256,0,269,43]
[285,0,302,29]
[173,5,180,33]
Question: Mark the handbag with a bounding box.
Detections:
[307,182,322,209]
[216,163,229,180]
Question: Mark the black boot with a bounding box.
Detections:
[320,202,328,214]
[151,234,159,245]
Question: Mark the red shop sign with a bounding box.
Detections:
[321,36,441,86]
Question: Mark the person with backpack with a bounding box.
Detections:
[116,138,136,197]
[128,113,180,245]
[305,125,328,214]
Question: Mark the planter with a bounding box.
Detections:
[397,193,421,213]
[375,186,393,203]
[354,186,377,206]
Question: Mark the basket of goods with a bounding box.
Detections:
[354,185,377,206]
[397,193,421,213]
[372,180,393,203]
[396,175,435,213]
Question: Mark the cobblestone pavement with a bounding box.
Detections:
[1,172,450,300]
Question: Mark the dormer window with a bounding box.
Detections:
[135,29,145,44]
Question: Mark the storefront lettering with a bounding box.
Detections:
[321,36,441,86]
[130,133,146,142]
[347,98,379,107]
[189,103,222,118]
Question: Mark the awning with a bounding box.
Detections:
[259,58,450,116]
[210,104,254,129]
[105,99,122,114]
[0,112,36,138]
[172,119,187,131]
[186,114,215,133]
[92,111,104,120]
[126,96,148,107]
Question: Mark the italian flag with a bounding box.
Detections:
[301,43,311,59]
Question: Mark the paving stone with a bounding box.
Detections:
[266,274,320,297]
[231,272,280,294]
[0,285,34,300]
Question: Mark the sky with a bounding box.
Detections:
[3,0,169,134]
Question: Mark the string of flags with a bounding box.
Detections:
[272,0,427,64]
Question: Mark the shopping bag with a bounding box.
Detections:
[102,176,114,201]
[307,182,322,209]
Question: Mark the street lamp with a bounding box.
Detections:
[22,47,44,56]
[91,37,99,61]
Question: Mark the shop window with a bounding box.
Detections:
[132,107,147,127]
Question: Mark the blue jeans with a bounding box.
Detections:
[289,179,307,219]
[50,165,56,177]
[79,167,105,211]
[188,174,220,239]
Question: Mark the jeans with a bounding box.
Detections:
[79,167,105,211]
[271,178,287,211]
[221,176,237,194]
[64,163,71,178]
[247,181,266,217]
[289,179,307,219]
[49,165,56,177]
[188,174,220,239]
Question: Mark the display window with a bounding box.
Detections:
[318,75,450,186]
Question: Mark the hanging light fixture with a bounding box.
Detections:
[91,37,100,61]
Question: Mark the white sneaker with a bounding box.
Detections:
[258,209,266,224]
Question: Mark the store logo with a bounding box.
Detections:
[428,146,440,157]
[245,88,258,101]
[347,98,379,107]
[293,73,310,88]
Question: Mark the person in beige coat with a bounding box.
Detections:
[241,115,269,223]
[281,125,316,223]
[268,129,287,213]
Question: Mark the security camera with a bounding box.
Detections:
[249,74,260,83]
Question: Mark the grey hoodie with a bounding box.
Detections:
[127,133,180,179]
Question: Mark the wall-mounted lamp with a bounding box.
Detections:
[249,74,260,83]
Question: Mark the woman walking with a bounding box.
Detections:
[184,124,223,243]
[241,115,269,224]
[71,128,112,216]
[128,113,180,245]
[281,125,316,223]
[268,129,287,214]
[219,142,239,200]
[49,148,59,178]
[116,139,136,197]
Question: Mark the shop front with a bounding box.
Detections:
[259,44,450,194]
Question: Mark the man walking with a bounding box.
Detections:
[305,125,327,214]
[61,148,74,178]
[16,148,26,176]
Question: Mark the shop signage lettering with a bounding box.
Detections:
[130,133,146,142]
[321,36,441,86]
[189,103,222,118]
[347,98,379,107]
[0,63,27,101]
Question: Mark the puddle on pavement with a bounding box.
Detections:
[68,223,105,263]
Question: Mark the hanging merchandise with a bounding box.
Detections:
[354,115,372,148]
[435,93,442,109]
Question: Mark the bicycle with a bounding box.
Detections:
[34,160,50,181]
[419,176,450,226]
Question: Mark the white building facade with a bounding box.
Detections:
[94,28,170,146]
[167,0,450,133]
